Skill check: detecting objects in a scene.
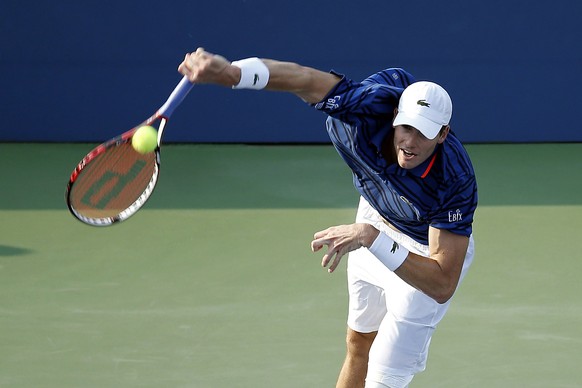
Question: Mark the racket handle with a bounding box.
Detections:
[158,76,194,118]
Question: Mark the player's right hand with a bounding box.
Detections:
[178,47,240,87]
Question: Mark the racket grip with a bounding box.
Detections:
[158,76,194,118]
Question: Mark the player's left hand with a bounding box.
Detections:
[311,223,379,273]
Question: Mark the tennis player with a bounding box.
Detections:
[178,48,478,388]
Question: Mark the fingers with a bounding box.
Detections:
[311,234,346,274]
[178,47,210,83]
[312,228,330,240]
[310,235,329,252]
[311,224,365,274]
[311,227,334,251]
[314,225,345,240]
[178,48,234,86]
[321,246,346,274]
[178,53,194,79]
[321,250,332,268]
[327,254,343,273]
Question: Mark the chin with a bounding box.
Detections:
[398,158,417,170]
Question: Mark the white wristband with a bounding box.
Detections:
[231,57,270,90]
[368,232,409,271]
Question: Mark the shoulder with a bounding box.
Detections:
[316,67,416,106]
[361,68,416,88]
[430,134,477,205]
[428,135,478,235]
[439,133,475,181]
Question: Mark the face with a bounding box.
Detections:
[392,123,449,169]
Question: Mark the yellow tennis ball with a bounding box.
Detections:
[132,125,158,154]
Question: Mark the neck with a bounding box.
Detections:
[381,130,397,165]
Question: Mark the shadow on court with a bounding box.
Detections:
[0,245,34,257]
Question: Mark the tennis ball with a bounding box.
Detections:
[132,125,158,154]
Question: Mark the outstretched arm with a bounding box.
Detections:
[178,48,340,104]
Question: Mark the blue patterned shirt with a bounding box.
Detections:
[313,68,478,245]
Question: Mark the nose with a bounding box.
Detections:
[402,128,422,148]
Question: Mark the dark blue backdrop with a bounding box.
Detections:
[1,0,580,143]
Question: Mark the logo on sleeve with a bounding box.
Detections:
[448,209,463,222]
[325,95,341,110]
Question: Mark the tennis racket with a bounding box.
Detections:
[65,76,194,226]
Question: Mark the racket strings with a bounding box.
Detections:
[68,143,158,222]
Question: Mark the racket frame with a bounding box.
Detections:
[65,76,193,226]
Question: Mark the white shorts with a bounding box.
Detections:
[347,197,475,376]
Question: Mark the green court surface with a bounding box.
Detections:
[0,143,581,387]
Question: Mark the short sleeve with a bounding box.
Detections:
[429,175,478,237]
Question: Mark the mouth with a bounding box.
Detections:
[400,148,416,158]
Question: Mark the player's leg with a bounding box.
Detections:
[364,282,439,387]
[338,253,389,387]
[336,328,376,388]
[336,196,393,387]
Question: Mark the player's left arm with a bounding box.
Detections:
[394,171,476,303]
[312,224,469,304]
[393,226,469,304]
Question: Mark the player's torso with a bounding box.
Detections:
[327,118,463,244]
[356,172,434,224]
[352,155,442,243]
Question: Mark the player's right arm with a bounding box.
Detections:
[261,59,340,103]
[178,48,340,104]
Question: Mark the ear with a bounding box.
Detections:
[437,125,450,144]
